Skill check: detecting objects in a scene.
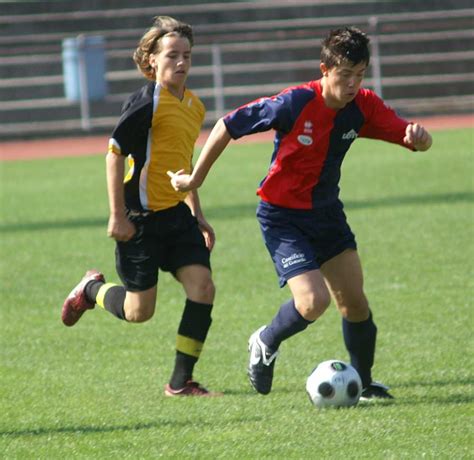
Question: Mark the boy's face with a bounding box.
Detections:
[150,35,191,92]
[320,61,367,109]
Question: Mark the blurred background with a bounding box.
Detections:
[0,0,473,141]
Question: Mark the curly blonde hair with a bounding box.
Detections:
[133,16,194,81]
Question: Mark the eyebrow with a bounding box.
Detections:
[340,66,366,73]
[166,49,191,54]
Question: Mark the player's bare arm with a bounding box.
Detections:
[168,118,232,191]
[105,152,136,242]
[184,189,216,251]
[404,123,433,151]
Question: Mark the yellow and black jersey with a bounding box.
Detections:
[108,81,205,211]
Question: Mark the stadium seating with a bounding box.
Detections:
[0,0,472,140]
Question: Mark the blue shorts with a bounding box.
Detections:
[256,200,356,287]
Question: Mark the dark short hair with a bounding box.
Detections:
[321,27,370,68]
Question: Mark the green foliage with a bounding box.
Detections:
[1,129,473,459]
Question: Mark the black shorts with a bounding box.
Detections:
[115,202,211,292]
[256,200,357,287]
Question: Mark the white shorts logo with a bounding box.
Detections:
[297,135,313,146]
[281,253,307,269]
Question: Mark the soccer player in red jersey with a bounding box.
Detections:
[62,16,221,397]
[169,27,432,400]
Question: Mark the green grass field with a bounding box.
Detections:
[1,128,473,459]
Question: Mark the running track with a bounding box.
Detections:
[0,114,472,161]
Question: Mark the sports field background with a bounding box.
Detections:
[0,127,473,458]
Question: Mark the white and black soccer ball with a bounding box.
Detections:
[306,360,362,408]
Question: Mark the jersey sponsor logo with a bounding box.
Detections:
[297,134,313,146]
[281,253,307,269]
[342,129,358,140]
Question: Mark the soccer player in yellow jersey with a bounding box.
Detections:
[62,16,221,396]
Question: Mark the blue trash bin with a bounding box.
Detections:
[62,35,108,101]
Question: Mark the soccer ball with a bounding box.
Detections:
[306,360,362,408]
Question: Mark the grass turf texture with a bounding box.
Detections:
[1,128,472,459]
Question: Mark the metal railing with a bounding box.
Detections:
[0,7,473,138]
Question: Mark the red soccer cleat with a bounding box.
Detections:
[61,270,105,327]
[164,380,223,397]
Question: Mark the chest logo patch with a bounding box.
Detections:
[297,134,313,146]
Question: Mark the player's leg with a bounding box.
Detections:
[248,201,325,394]
[321,248,392,399]
[61,212,159,326]
[165,264,216,394]
[248,270,330,395]
[162,203,220,396]
[261,269,330,349]
[62,270,157,325]
[89,280,157,322]
[255,200,327,351]
[321,248,373,386]
[320,248,369,321]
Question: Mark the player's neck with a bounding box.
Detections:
[158,81,185,100]
[320,78,346,110]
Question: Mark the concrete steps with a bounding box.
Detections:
[0,0,472,140]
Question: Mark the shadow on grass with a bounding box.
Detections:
[1,191,472,233]
[345,191,472,211]
[389,392,474,407]
[1,415,263,438]
[395,376,474,389]
[0,421,173,438]
[274,376,474,408]
[393,376,474,405]
[0,217,107,233]
[351,376,474,408]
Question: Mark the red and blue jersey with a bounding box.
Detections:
[223,79,411,209]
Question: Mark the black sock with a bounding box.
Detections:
[260,299,313,351]
[169,299,213,389]
[170,352,198,390]
[85,280,103,303]
[89,282,126,320]
[342,311,377,388]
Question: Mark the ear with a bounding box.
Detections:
[320,62,329,77]
[149,54,157,69]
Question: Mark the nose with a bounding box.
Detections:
[177,55,187,66]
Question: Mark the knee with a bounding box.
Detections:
[125,303,155,323]
[296,290,331,321]
[337,294,369,321]
[201,277,216,304]
[191,276,216,304]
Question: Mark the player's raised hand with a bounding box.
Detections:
[167,169,195,191]
[404,123,432,151]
